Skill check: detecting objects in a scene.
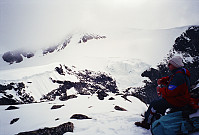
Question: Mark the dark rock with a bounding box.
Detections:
[59,94,77,101]
[55,118,60,121]
[0,83,13,91]
[121,95,132,103]
[114,105,127,111]
[4,93,13,98]
[2,50,34,64]
[10,118,19,124]
[17,122,74,135]
[59,94,68,101]
[26,53,34,58]
[5,106,19,110]
[55,65,65,75]
[2,51,23,64]
[108,97,115,100]
[51,105,64,110]
[97,90,108,100]
[43,36,71,55]
[70,114,92,120]
[43,45,59,55]
[67,95,78,99]
[79,34,106,43]
[0,97,19,105]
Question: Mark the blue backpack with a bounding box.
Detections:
[151,111,199,135]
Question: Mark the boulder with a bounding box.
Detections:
[10,118,19,124]
[51,105,64,110]
[5,106,19,110]
[97,90,108,100]
[108,97,115,100]
[114,105,127,111]
[17,122,74,135]
[70,114,92,120]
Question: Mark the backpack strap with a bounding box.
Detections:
[175,68,191,92]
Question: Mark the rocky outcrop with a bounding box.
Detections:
[43,36,71,55]
[2,50,34,64]
[0,97,19,105]
[78,34,106,43]
[41,65,118,101]
[0,63,118,105]
[17,122,74,135]
[0,82,35,105]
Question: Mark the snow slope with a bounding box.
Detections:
[0,94,150,135]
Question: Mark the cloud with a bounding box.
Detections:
[0,0,199,53]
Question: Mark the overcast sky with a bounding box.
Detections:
[0,0,199,53]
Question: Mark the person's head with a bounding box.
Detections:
[168,56,184,71]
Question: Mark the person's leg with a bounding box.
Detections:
[135,98,173,129]
[145,98,173,124]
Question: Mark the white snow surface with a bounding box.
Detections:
[0,94,150,135]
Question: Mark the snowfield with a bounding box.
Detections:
[0,94,150,135]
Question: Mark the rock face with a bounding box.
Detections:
[17,122,74,135]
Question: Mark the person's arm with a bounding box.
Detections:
[157,76,169,96]
[157,76,170,85]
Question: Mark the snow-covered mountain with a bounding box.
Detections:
[0,27,189,103]
[0,27,199,135]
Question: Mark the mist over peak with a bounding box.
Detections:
[1,0,199,53]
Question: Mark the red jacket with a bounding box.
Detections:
[159,68,191,107]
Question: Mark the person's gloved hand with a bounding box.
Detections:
[157,77,169,85]
[157,79,162,85]
[157,85,166,97]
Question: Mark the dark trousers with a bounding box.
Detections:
[145,98,173,124]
